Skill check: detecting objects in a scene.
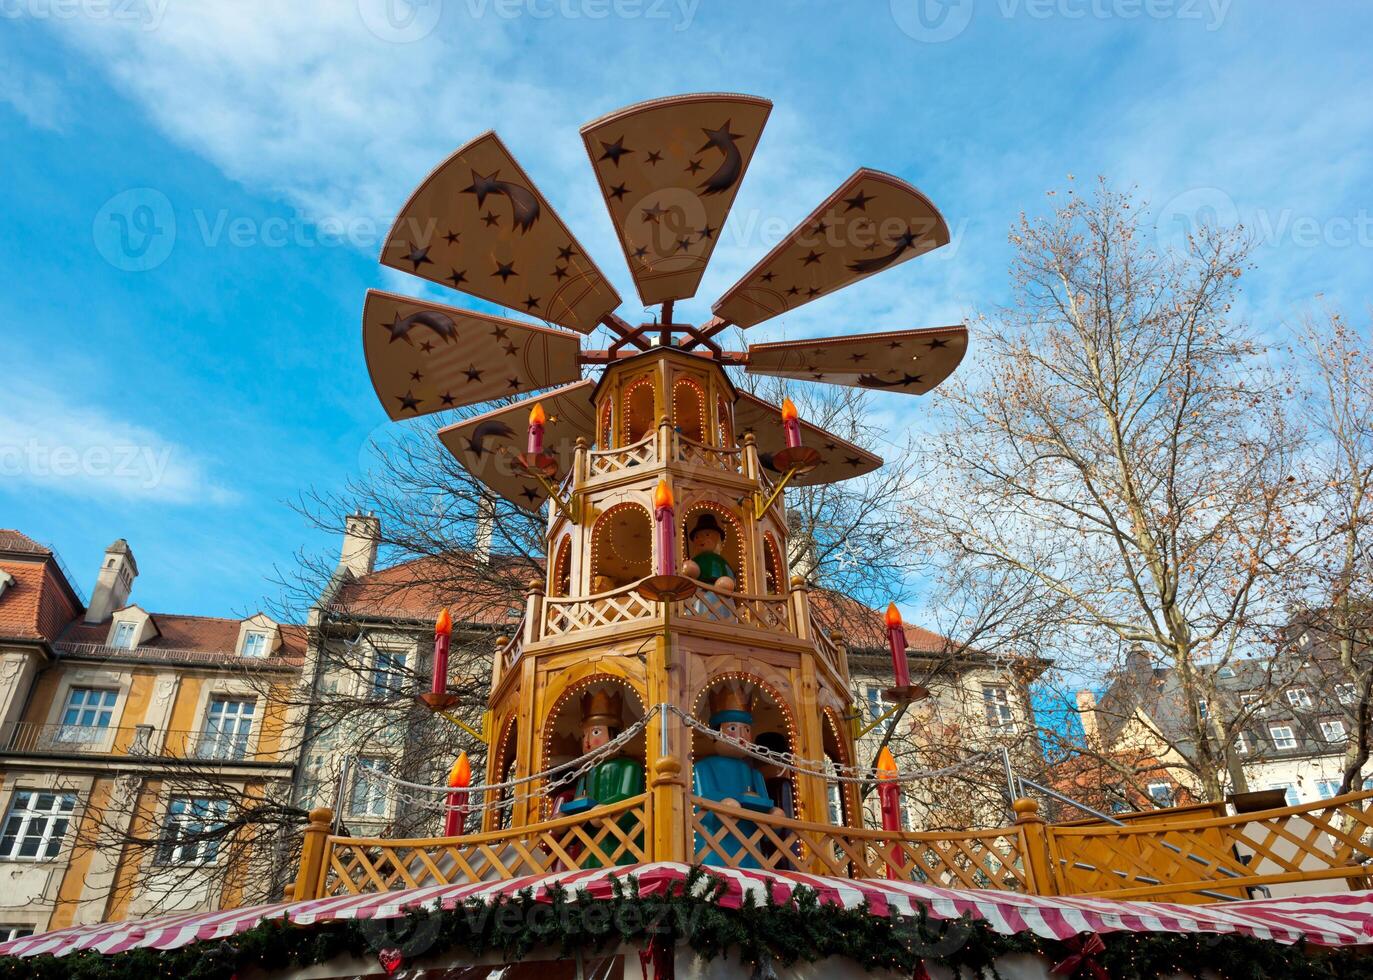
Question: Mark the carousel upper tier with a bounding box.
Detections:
[361,91,969,510]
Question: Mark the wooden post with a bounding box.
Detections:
[648,628,688,863]
[741,433,759,480]
[790,573,811,641]
[574,435,589,485]
[523,578,544,646]
[1012,797,1056,896]
[658,414,674,464]
[292,806,334,900]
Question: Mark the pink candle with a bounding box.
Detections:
[431,607,452,696]
[781,397,802,450]
[654,480,675,576]
[885,603,911,690]
[527,402,546,455]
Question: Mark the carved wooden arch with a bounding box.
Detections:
[597,397,613,449]
[762,531,784,594]
[820,706,859,829]
[622,373,656,444]
[678,495,747,593]
[716,393,734,447]
[551,534,573,597]
[690,669,803,819]
[672,375,707,443]
[538,667,647,818]
[484,713,520,830]
[589,501,653,589]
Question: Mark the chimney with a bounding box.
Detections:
[340,513,380,577]
[1076,689,1101,747]
[474,497,496,565]
[85,539,137,623]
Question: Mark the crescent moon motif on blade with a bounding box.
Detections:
[463,169,542,233]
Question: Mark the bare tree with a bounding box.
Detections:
[907,180,1304,802]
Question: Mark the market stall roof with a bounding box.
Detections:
[5,862,1373,960]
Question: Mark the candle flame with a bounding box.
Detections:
[876,746,898,780]
[435,607,452,637]
[529,402,546,425]
[654,478,673,510]
[780,397,798,423]
[449,750,472,788]
[884,602,903,629]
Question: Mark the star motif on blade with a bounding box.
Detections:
[396,390,422,413]
[684,158,704,175]
[698,224,717,241]
[380,314,414,345]
[609,182,629,201]
[598,136,632,166]
[506,377,522,390]
[446,268,468,287]
[801,249,823,266]
[443,230,461,245]
[503,341,518,356]
[632,246,649,260]
[482,211,500,227]
[842,190,875,212]
[462,170,504,205]
[557,244,577,261]
[523,295,540,311]
[641,203,667,224]
[785,286,800,296]
[699,122,743,152]
[843,456,863,468]
[676,237,693,252]
[849,353,866,363]
[805,287,821,298]
[646,149,663,165]
[410,369,424,381]
[404,246,432,270]
[492,261,518,282]
[464,365,483,382]
[420,340,434,353]
[888,341,903,350]
[440,391,455,406]
[760,272,776,283]
[811,372,825,380]
[823,442,838,451]
[812,220,829,237]
[519,486,541,503]
[552,265,569,281]
[927,337,949,349]
[491,324,509,340]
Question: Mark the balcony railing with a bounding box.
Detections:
[1,721,286,764]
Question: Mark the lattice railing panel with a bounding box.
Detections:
[674,437,742,474]
[690,798,1029,890]
[676,590,792,634]
[545,586,658,636]
[588,436,657,477]
[1047,789,1373,900]
[321,796,651,896]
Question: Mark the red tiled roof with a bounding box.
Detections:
[0,538,82,642]
[58,613,307,659]
[331,553,535,627]
[0,529,51,555]
[808,588,953,654]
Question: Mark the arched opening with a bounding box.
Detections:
[590,503,651,592]
[488,716,519,830]
[681,502,746,593]
[598,398,613,449]
[822,708,854,828]
[551,536,573,597]
[716,394,734,448]
[762,532,784,594]
[673,377,706,443]
[623,375,656,444]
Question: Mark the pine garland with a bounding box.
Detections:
[2,869,1370,980]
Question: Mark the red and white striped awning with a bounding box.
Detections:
[4,862,1373,960]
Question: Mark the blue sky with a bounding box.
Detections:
[2,1,1370,620]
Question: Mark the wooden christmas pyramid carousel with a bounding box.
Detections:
[355,91,965,869]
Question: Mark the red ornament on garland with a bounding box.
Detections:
[378,947,404,975]
[1051,932,1108,978]
[912,960,932,980]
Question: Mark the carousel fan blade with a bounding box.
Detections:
[581,92,772,307]
[363,289,584,420]
[380,132,621,334]
[712,168,950,328]
[746,325,967,395]
[734,392,882,486]
[437,380,597,511]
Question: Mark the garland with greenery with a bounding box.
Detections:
[1,869,1369,980]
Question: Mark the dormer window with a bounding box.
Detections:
[0,570,14,599]
[111,621,137,650]
[242,631,268,658]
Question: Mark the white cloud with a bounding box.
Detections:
[0,66,66,131]
[0,380,237,505]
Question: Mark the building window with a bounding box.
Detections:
[1268,782,1301,806]
[1269,725,1297,750]
[156,798,228,865]
[0,791,77,860]
[198,698,255,761]
[1240,692,1265,715]
[1286,688,1313,709]
[1320,720,1347,742]
[241,631,268,658]
[865,686,894,734]
[111,621,137,649]
[350,758,390,818]
[1146,781,1173,806]
[1336,684,1357,705]
[58,688,118,742]
[0,926,33,942]
[371,650,408,698]
[1317,779,1342,800]
[983,686,1015,731]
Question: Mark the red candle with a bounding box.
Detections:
[431,607,452,696]
[653,479,675,577]
[527,402,546,455]
[885,603,911,690]
[443,750,471,837]
[781,397,802,449]
[876,746,903,878]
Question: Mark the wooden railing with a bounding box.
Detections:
[587,435,657,478]
[691,797,1031,890]
[673,435,742,474]
[544,584,658,636]
[319,795,652,896]
[674,587,792,634]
